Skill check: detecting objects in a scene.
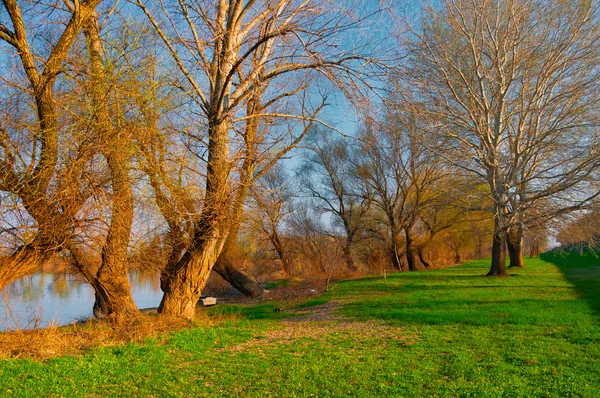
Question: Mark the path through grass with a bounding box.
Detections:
[1,255,599,397]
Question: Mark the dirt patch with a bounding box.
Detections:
[285,302,341,322]
[219,303,418,353]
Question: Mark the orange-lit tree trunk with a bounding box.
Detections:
[158,119,231,319]
[81,13,138,316]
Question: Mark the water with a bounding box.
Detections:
[0,271,163,331]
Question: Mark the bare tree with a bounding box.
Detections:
[355,110,447,271]
[401,0,600,275]
[251,167,294,276]
[134,0,373,318]
[556,201,600,250]
[70,6,139,316]
[0,0,104,290]
[298,130,371,272]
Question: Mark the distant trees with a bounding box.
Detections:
[252,167,294,277]
[299,130,371,272]
[556,202,600,249]
[400,0,600,275]
[354,109,451,271]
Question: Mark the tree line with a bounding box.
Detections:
[0,0,598,320]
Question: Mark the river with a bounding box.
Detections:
[0,271,164,331]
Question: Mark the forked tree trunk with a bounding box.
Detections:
[159,116,231,319]
[0,0,101,295]
[342,235,358,272]
[210,90,264,297]
[158,232,227,319]
[507,224,525,268]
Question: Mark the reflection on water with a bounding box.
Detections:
[0,270,163,331]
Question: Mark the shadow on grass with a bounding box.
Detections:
[540,251,600,318]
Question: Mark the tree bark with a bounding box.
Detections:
[488,215,508,276]
[158,117,231,319]
[388,223,404,271]
[158,231,227,319]
[342,234,358,272]
[529,236,540,258]
[454,249,461,264]
[210,89,264,297]
[507,224,525,268]
[69,246,109,319]
[389,246,403,271]
[213,254,264,297]
[405,227,419,271]
[269,229,291,275]
[83,14,138,317]
[213,226,264,298]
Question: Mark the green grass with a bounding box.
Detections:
[1,254,599,397]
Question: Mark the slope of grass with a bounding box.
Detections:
[1,255,599,397]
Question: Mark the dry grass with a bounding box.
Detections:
[0,310,235,361]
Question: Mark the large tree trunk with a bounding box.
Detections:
[341,223,358,272]
[488,215,508,276]
[0,1,102,296]
[159,116,231,318]
[507,224,525,268]
[83,15,138,317]
[210,90,264,297]
[93,139,138,317]
[406,248,418,271]
[158,231,227,319]
[69,246,109,319]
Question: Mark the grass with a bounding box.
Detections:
[1,254,599,397]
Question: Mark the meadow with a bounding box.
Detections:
[1,253,599,397]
